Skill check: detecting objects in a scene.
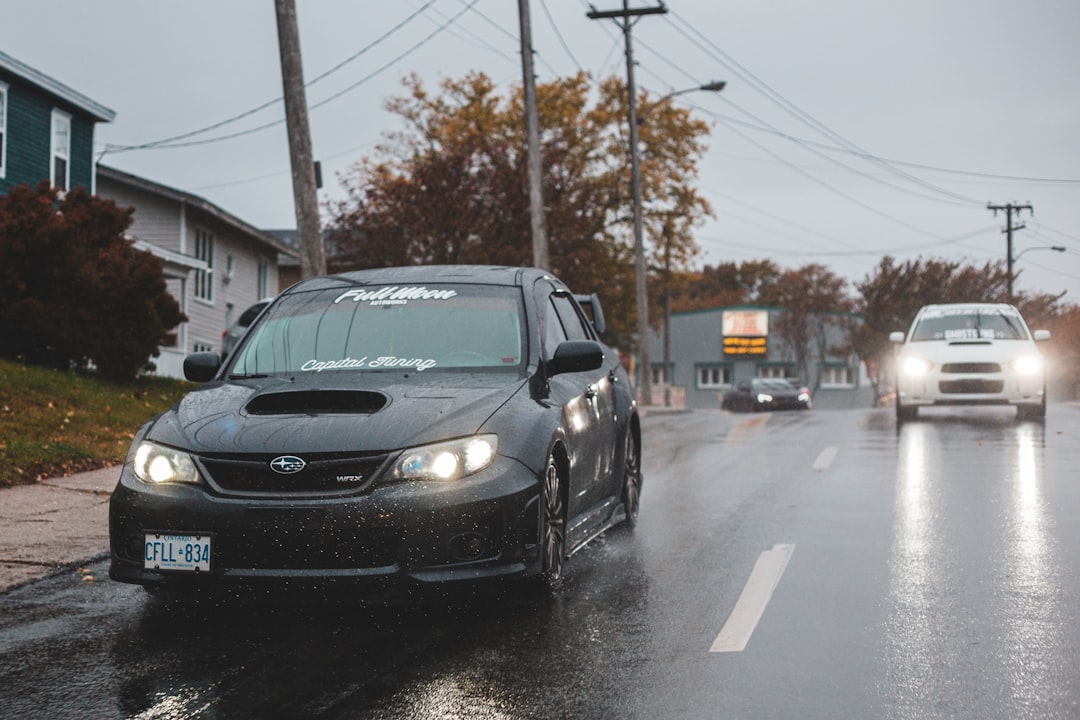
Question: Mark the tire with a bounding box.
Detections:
[896,397,917,422]
[538,454,566,592]
[619,429,642,530]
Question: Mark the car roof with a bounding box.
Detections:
[281,265,556,297]
[916,302,1018,314]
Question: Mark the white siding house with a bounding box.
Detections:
[96,165,295,378]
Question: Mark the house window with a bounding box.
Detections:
[257,257,269,298]
[697,365,732,389]
[821,365,855,388]
[51,109,71,191]
[0,82,7,178]
[194,229,215,302]
[193,341,214,354]
[650,366,670,386]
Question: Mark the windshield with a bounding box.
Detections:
[909,308,1029,342]
[229,283,527,377]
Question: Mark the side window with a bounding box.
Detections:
[51,109,71,191]
[544,296,569,351]
[550,293,590,341]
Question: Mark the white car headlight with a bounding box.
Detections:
[391,434,498,481]
[756,393,773,403]
[132,441,200,484]
[901,357,933,376]
[1009,355,1043,375]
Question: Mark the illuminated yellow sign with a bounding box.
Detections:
[723,336,767,355]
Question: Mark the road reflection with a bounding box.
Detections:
[885,412,1062,719]
[109,529,649,719]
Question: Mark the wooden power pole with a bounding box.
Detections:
[518,0,549,270]
[274,0,325,279]
[988,202,1033,303]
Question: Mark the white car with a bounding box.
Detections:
[890,303,1050,422]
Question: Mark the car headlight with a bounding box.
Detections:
[901,357,933,376]
[756,393,773,403]
[131,441,200,485]
[1009,355,1043,375]
[391,434,498,481]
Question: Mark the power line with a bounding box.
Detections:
[105,1,440,154]
[662,11,989,206]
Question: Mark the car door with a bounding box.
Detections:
[539,285,618,541]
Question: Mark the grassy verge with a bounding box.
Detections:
[0,357,192,487]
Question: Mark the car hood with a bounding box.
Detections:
[145,375,528,455]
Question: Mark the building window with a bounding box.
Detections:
[193,341,214,354]
[51,109,71,191]
[651,366,670,386]
[0,82,7,178]
[821,365,855,388]
[194,229,215,302]
[758,365,795,379]
[697,365,732,389]
[257,257,269,298]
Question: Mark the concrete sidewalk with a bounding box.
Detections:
[0,465,121,593]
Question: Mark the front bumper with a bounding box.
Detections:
[108,456,543,590]
[896,370,1044,407]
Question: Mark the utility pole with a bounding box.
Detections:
[275,0,325,279]
[988,202,1033,303]
[518,0,549,269]
[588,0,667,406]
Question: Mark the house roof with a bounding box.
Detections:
[98,165,296,257]
[0,50,116,122]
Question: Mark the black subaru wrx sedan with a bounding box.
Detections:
[109,265,641,596]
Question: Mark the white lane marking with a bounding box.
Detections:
[709,543,796,653]
[812,446,839,471]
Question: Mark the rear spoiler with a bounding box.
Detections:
[574,293,607,335]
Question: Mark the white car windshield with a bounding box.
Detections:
[229,283,526,376]
[910,308,1028,342]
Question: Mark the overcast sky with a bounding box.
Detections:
[5,0,1079,302]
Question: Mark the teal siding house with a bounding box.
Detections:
[0,50,115,195]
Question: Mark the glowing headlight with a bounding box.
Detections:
[756,393,773,403]
[901,357,933,376]
[391,435,498,481]
[132,441,199,484]
[1010,355,1043,375]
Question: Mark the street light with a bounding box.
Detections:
[629,80,725,406]
[1009,245,1066,300]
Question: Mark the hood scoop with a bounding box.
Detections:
[245,390,388,415]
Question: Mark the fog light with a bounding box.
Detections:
[448,532,490,561]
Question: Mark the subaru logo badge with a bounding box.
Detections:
[269,455,306,474]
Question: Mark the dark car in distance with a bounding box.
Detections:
[722,378,811,412]
[109,265,642,597]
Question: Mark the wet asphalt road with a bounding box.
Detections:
[1,404,1079,719]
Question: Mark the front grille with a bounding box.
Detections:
[199,452,391,497]
[941,363,1001,374]
[939,379,1004,394]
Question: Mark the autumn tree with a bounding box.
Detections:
[326,72,713,347]
[669,259,783,311]
[0,182,185,381]
[770,264,854,384]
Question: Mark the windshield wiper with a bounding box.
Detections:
[228,372,272,379]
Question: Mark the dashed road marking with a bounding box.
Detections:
[710,543,796,653]
[812,446,839,471]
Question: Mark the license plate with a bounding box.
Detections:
[144,533,212,572]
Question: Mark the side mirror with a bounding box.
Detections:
[548,340,604,376]
[889,331,905,344]
[1033,329,1051,342]
[183,352,222,383]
